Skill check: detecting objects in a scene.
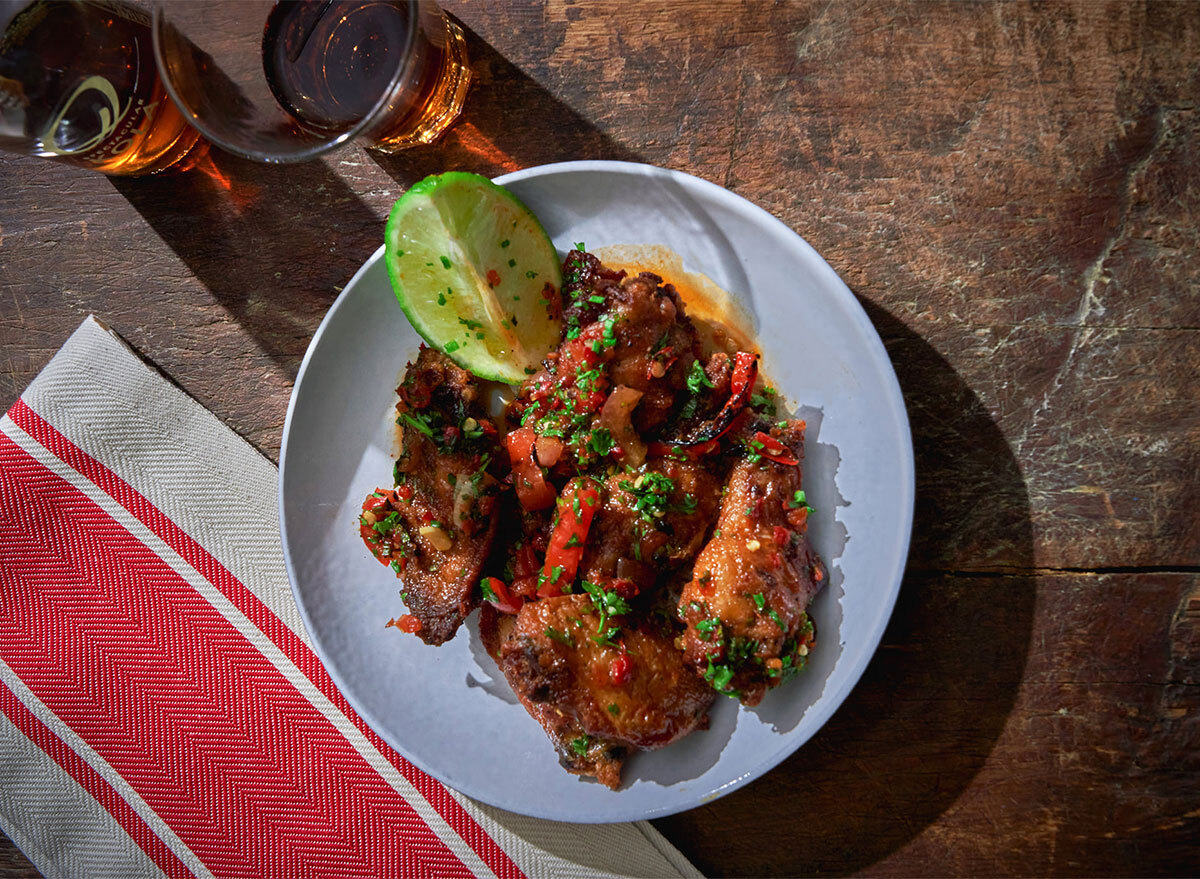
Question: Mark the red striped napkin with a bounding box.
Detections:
[0,317,700,879]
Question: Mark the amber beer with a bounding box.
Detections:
[0,0,202,175]
[260,0,470,151]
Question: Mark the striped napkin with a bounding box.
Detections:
[0,317,700,879]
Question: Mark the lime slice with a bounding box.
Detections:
[384,172,563,383]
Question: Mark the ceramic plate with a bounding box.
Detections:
[279,161,914,822]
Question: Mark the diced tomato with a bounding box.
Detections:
[505,428,556,511]
[772,525,790,546]
[752,430,799,466]
[486,269,501,287]
[360,489,398,559]
[482,576,523,614]
[387,615,422,634]
[395,484,413,501]
[539,479,601,597]
[609,653,633,686]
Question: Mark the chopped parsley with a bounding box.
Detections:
[751,385,777,412]
[704,657,738,696]
[544,626,573,646]
[440,255,452,269]
[582,580,631,646]
[400,411,435,438]
[587,427,614,457]
[686,359,714,395]
[569,735,590,756]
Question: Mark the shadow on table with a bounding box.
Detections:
[109,147,382,381]
[652,300,1037,877]
[368,19,644,182]
[109,20,642,382]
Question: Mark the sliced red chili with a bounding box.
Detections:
[504,427,556,511]
[667,351,758,446]
[645,439,720,459]
[539,480,601,597]
[752,430,799,465]
[482,576,523,615]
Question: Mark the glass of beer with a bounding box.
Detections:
[0,0,205,175]
[151,0,471,163]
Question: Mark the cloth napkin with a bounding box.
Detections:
[0,317,701,879]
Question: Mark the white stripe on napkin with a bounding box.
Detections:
[0,316,701,879]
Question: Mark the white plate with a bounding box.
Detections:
[279,161,914,822]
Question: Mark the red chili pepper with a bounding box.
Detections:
[609,652,633,686]
[388,615,422,634]
[646,439,720,459]
[504,427,556,511]
[539,480,601,597]
[773,525,791,546]
[486,269,501,287]
[482,576,523,615]
[752,430,799,466]
[668,351,758,446]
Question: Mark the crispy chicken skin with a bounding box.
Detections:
[508,251,700,466]
[375,347,501,644]
[579,457,724,591]
[365,250,828,785]
[480,596,714,789]
[678,419,825,706]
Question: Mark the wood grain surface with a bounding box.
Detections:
[1,1,1197,876]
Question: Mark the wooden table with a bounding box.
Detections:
[2,2,1196,876]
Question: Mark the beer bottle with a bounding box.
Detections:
[0,0,203,175]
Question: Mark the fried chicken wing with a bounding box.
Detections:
[480,593,714,789]
[678,419,825,705]
[360,348,502,644]
[579,457,724,592]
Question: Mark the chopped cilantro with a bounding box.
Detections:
[440,255,452,269]
[480,580,497,602]
[544,626,573,646]
[686,359,714,395]
[752,592,766,611]
[400,411,435,438]
[569,735,590,756]
[587,427,614,457]
[444,340,459,353]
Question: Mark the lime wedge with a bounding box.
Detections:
[384,172,563,383]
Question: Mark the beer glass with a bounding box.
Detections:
[152,0,471,163]
[0,0,204,175]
